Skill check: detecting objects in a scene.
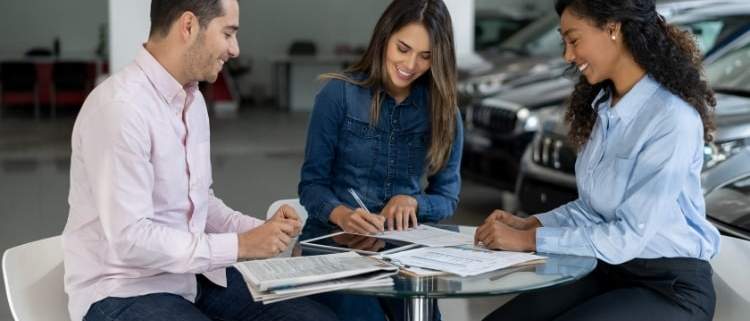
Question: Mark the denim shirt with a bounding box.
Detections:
[299,76,463,237]
[535,75,720,264]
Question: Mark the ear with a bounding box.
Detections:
[175,11,200,42]
[608,22,622,41]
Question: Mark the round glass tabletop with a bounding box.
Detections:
[298,224,597,299]
[344,252,596,298]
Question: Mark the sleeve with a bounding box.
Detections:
[84,101,237,274]
[414,112,464,222]
[205,189,264,234]
[298,80,347,227]
[534,111,702,264]
[534,198,604,228]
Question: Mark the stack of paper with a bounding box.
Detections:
[373,225,475,247]
[235,251,398,304]
[381,245,545,277]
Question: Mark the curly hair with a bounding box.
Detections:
[555,0,716,149]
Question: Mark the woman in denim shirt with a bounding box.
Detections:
[298,0,462,320]
[476,0,720,321]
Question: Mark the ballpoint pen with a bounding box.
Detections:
[347,188,371,213]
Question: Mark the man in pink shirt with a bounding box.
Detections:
[62,1,337,321]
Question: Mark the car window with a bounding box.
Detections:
[705,38,750,91]
[706,176,750,234]
[475,17,528,51]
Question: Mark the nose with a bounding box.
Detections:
[563,45,575,64]
[404,54,417,71]
[229,38,240,58]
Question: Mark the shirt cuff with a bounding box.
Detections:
[207,232,239,271]
[535,212,562,228]
[414,194,433,220]
[535,226,563,254]
[316,200,342,226]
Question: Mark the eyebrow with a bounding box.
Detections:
[558,28,578,37]
[225,25,239,32]
[398,40,431,54]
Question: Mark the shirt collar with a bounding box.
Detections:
[390,78,427,108]
[591,74,660,124]
[135,46,199,112]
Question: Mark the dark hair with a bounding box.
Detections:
[556,0,716,149]
[149,0,227,38]
[322,0,458,175]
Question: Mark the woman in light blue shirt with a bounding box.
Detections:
[476,0,720,320]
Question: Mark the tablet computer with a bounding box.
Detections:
[300,231,420,255]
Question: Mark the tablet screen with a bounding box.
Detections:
[301,232,416,254]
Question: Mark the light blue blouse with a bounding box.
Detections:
[535,75,720,264]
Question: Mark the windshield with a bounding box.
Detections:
[705,34,750,92]
[706,175,750,235]
[494,14,562,57]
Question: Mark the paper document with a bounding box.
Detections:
[382,245,545,277]
[235,251,398,303]
[369,224,474,247]
[235,251,397,291]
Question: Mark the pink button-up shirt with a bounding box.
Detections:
[63,47,263,321]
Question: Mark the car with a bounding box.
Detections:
[457,0,743,107]
[473,9,537,52]
[463,2,750,191]
[516,25,750,215]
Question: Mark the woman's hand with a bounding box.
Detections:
[474,216,537,252]
[381,195,419,231]
[487,209,541,230]
[330,206,385,235]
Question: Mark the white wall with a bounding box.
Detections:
[445,0,475,58]
[109,0,150,73]
[237,0,390,99]
[0,0,108,59]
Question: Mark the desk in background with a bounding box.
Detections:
[273,55,359,112]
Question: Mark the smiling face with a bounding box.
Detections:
[185,0,240,83]
[559,8,622,85]
[384,22,432,98]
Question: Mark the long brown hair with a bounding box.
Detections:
[556,0,716,149]
[321,0,458,175]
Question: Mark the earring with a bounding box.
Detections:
[611,35,616,41]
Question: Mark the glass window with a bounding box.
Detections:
[706,176,750,235]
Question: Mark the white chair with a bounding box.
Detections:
[266,198,308,257]
[712,235,750,321]
[2,235,70,321]
[266,198,308,228]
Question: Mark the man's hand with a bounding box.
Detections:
[486,209,541,230]
[237,205,301,259]
[381,195,418,231]
[330,206,385,235]
[474,219,537,252]
[269,204,302,237]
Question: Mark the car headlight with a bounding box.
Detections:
[519,105,563,133]
[704,139,749,169]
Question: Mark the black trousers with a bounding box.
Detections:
[483,257,715,321]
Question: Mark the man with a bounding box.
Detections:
[62,1,337,321]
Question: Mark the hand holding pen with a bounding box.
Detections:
[329,189,385,235]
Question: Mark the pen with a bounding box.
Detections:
[348,188,371,213]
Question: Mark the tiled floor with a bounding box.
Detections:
[0,106,515,321]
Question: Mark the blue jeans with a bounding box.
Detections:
[84,267,338,321]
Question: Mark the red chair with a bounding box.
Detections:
[50,62,91,118]
[0,62,40,119]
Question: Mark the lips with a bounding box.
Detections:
[395,65,414,81]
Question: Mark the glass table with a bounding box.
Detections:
[300,225,597,321]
